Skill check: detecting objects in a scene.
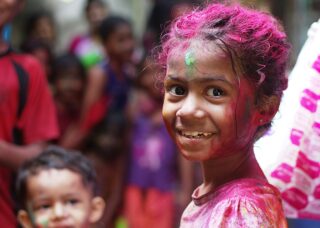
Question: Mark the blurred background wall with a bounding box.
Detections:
[10,0,320,68]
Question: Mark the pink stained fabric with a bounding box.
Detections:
[180,178,288,228]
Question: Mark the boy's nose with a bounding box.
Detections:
[176,94,206,119]
[51,203,65,220]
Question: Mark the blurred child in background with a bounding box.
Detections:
[20,39,54,82]
[84,115,128,227]
[15,146,105,228]
[74,15,136,150]
[21,11,56,52]
[51,53,86,148]
[124,57,193,228]
[69,0,109,69]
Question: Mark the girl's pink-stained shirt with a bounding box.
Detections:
[180,178,288,228]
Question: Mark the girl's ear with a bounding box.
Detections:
[89,196,106,223]
[254,95,280,126]
[17,210,33,228]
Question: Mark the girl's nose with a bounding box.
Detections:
[176,93,206,119]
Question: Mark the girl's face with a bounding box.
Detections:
[162,42,260,161]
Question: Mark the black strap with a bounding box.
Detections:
[11,60,29,145]
[12,61,28,118]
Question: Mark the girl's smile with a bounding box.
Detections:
[162,42,260,161]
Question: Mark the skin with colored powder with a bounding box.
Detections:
[159,2,290,227]
[184,49,196,78]
[16,147,105,228]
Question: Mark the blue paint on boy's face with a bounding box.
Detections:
[162,42,259,161]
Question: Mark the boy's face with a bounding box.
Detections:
[18,168,104,228]
[0,0,24,28]
[162,41,262,161]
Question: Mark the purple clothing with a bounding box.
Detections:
[181,178,287,227]
[128,116,178,192]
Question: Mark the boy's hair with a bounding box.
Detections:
[15,146,99,209]
[99,16,131,42]
[159,3,290,137]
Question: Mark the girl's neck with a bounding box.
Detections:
[199,148,265,195]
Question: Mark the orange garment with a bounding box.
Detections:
[124,186,174,228]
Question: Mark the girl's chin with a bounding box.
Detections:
[179,148,212,161]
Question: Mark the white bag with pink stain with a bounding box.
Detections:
[255,19,320,220]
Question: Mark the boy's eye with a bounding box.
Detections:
[36,204,51,211]
[207,87,224,97]
[66,199,79,206]
[168,85,186,96]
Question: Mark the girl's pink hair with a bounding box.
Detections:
[158,3,290,137]
[159,3,290,101]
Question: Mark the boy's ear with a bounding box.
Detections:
[89,196,106,223]
[17,210,33,228]
[254,95,280,125]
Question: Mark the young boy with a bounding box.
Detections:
[15,146,105,227]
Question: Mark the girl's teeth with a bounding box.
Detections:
[181,131,212,138]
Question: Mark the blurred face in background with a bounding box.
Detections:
[104,23,134,63]
[30,15,56,47]
[54,66,85,107]
[86,1,108,32]
[0,0,25,28]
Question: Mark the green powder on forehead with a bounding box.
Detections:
[185,50,195,66]
[185,50,196,77]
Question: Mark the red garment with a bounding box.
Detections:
[0,52,59,227]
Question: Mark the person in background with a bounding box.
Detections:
[20,39,54,82]
[21,10,56,52]
[15,146,105,227]
[124,56,193,228]
[51,53,86,148]
[0,0,59,226]
[69,0,109,69]
[143,0,196,53]
[84,115,128,228]
[63,15,135,149]
[159,2,290,227]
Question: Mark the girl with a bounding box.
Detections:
[159,3,290,227]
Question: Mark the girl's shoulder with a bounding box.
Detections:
[181,178,287,228]
[192,178,280,205]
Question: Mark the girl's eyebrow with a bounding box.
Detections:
[166,75,234,86]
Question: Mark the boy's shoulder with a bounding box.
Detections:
[8,52,42,69]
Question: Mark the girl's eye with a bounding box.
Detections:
[207,88,224,97]
[168,85,186,96]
